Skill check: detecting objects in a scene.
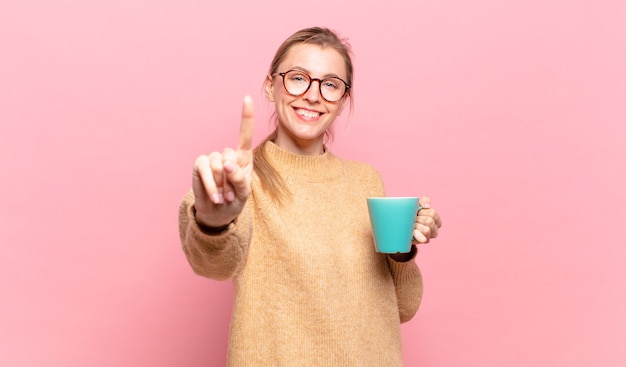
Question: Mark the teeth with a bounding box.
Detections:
[296,109,320,119]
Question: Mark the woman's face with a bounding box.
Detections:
[265,43,348,155]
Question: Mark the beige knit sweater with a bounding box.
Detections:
[179,142,423,366]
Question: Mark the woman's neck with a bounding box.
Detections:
[273,131,325,156]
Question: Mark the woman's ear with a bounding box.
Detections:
[264,75,275,102]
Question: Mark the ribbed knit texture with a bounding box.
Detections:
[179,142,423,366]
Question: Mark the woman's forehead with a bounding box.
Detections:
[280,44,347,79]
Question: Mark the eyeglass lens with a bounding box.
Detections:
[282,70,347,102]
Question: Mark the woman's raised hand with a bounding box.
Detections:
[192,96,255,228]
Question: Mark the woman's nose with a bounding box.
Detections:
[303,80,322,103]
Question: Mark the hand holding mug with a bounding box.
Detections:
[412,196,442,244]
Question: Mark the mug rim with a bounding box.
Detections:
[366,196,419,200]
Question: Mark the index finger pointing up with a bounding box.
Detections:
[238,95,254,151]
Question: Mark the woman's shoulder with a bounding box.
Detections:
[335,156,383,183]
[335,157,385,196]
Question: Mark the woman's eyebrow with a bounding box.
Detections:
[290,66,342,79]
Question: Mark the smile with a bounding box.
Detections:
[295,108,321,119]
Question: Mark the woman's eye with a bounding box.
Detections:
[289,73,308,82]
[324,81,339,89]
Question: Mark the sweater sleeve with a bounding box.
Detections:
[387,255,424,323]
[363,163,425,323]
[178,190,253,281]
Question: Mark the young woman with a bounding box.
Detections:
[178,27,442,366]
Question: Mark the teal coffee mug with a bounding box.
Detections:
[366,197,422,253]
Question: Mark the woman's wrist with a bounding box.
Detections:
[197,220,234,234]
[192,206,235,233]
[388,245,418,262]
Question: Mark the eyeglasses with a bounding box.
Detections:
[275,70,351,102]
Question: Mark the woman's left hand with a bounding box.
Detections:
[412,196,443,244]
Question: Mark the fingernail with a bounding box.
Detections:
[225,191,235,202]
[211,193,221,204]
[218,193,224,204]
[223,160,235,173]
[422,202,431,209]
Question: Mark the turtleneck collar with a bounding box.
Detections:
[264,141,343,181]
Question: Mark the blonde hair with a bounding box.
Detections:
[253,27,354,204]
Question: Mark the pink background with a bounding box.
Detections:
[2,0,625,366]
